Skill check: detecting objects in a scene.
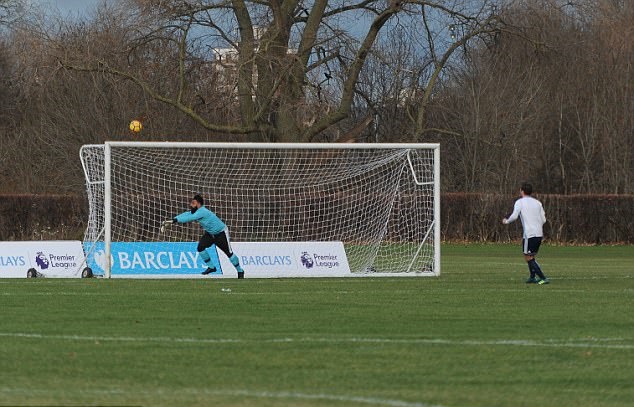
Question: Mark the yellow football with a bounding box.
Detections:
[129,120,143,133]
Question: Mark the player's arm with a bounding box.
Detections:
[502,201,521,224]
[161,210,203,232]
[173,210,205,224]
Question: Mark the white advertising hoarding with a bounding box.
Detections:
[0,241,86,278]
[221,241,351,278]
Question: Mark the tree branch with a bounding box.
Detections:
[61,61,258,134]
[414,13,502,138]
[303,1,403,140]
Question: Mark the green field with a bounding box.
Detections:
[0,244,632,407]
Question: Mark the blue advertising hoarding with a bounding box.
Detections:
[82,242,223,276]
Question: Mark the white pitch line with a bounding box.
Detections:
[0,387,446,407]
[198,389,445,407]
[0,332,242,344]
[0,332,632,349]
[0,292,111,296]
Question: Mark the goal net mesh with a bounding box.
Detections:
[80,143,438,275]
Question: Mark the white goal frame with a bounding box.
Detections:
[82,142,440,278]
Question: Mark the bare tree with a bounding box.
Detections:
[0,0,24,26]
[5,0,632,195]
[52,0,502,142]
[0,4,218,193]
[428,0,634,193]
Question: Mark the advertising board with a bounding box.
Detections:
[0,241,86,278]
[82,241,350,278]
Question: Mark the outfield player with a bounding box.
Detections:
[162,194,245,279]
[502,182,549,284]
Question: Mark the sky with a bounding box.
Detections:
[39,0,107,16]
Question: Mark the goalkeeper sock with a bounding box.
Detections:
[229,254,244,273]
[528,259,545,280]
[199,250,217,269]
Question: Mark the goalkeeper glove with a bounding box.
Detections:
[160,219,176,233]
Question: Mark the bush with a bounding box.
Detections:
[0,194,86,241]
[442,193,634,244]
[540,194,634,244]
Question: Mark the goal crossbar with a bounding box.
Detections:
[104,141,440,149]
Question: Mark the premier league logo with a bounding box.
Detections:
[35,252,50,270]
[93,250,108,270]
[300,252,314,269]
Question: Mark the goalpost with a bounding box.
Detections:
[80,142,440,278]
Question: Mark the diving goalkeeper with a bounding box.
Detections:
[162,194,245,279]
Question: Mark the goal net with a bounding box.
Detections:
[80,142,440,277]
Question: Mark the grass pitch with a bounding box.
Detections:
[0,243,632,407]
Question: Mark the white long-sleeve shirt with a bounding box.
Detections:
[505,196,546,238]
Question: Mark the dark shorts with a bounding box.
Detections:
[197,229,233,257]
[522,237,542,256]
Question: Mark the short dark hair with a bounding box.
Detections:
[193,194,204,206]
[520,182,533,195]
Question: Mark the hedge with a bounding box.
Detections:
[1,194,632,243]
[442,193,634,244]
[0,195,87,241]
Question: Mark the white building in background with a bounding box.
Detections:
[212,26,297,69]
[211,25,263,71]
[208,27,334,130]
[211,47,239,70]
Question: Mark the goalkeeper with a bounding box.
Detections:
[163,194,245,279]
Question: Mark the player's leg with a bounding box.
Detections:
[213,228,245,278]
[526,237,548,284]
[197,232,219,275]
[522,239,538,283]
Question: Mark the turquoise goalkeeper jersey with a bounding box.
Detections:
[174,206,226,235]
